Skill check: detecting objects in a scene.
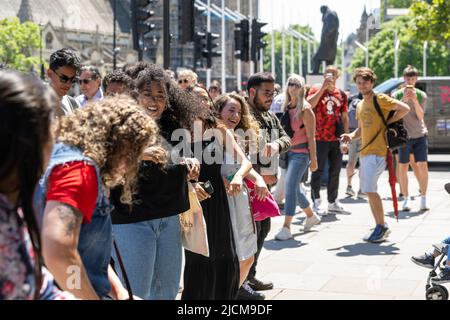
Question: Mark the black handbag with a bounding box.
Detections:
[373,95,408,151]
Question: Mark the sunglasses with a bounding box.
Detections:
[78,78,95,85]
[288,83,302,88]
[178,79,189,84]
[51,68,78,84]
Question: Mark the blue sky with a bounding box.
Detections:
[259,0,380,41]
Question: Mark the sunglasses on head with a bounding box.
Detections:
[51,68,78,84]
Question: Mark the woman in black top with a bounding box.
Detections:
[181,99,253,300]
[110,65,202,300]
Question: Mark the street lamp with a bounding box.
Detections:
[423,40,428,77]
[355,40,368,67]
[39,23,45,80]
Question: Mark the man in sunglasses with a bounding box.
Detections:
[47,48,82,117]
[76,66,104,107]
[177,69,198,91]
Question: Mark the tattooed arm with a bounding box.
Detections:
[41,201,100,300]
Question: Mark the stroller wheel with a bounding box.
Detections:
[426,285,449,300]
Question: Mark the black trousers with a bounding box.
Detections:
[247,217,271,280]
[311,141,343,204]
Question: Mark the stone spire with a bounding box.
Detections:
[17,0,34,23]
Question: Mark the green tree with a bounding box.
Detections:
[262,25,319,84]
[410,0,450,44]
[0,17,41,72]
[350,15,449,84]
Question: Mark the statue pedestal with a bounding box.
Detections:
[306,74,345,91]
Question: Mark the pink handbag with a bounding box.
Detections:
[244,179,281,221]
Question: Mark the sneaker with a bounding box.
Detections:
[357,190,367,199]
[275,227,292,241]
[365,224,391,243]
[247,277,274,291]
[411,253,435,269]
[431,268,450,284]
[328,201,349,214]
[303,213,321,232]
[402,197,412,212]
[313,199,327,216]
[420,196,430,211]
[238,282,266,300]
[346,186,356,197]
[398,193,405,202]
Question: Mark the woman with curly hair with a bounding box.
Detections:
[0,71,75,300]
[36,96,159,300]
[110,64,204,300]
[215,93,270,299]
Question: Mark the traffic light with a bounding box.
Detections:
[234,19,250,62]
[251,18,268,63]
[194,31,207,69]
[204,32,221,69]
[132,0,157,51]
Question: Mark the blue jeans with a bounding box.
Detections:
[112,215,182,300]
[285,152,311,216]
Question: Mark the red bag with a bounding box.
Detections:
[244,179,281,221]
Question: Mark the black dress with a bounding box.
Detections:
[181,138,240,300]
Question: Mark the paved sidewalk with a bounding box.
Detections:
[257,170,450,300]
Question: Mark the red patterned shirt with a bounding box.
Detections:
[308,86,348,142]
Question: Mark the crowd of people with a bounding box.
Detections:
[0,47,435,300]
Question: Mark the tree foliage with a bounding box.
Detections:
[350,15,449,84]
[0,17,42,72]
[410,0,450,44]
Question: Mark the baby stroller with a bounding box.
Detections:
[425,183,450,300]
[425,243,449,300]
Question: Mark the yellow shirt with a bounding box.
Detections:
[357,93,398,157]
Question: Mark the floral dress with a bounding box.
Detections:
[0,193,74,300]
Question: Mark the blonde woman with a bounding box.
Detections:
[177,69,198,91]
[216,93,269,300]
[275,75,320,241]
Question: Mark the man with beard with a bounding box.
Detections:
[239,72,291,300]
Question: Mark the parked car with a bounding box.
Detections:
[374,77,450,152]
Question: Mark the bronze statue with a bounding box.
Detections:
[312,6,340,74]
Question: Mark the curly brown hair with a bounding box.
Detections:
[56,95,159,203]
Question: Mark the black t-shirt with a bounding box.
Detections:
[110,161,189,225]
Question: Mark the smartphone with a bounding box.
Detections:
[326,73,333,80]
[199,181,214,195]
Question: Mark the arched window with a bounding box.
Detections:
[45,32,53,49]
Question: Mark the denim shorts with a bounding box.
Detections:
[398,136,428,164]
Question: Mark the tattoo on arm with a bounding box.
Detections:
[56,204,82,237]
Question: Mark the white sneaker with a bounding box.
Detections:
[420,196,430,211]
[313,199,327,216]
[303,213,321,232]
[328,201,349,214]
[275,227,292,241]
[402,197,411,212]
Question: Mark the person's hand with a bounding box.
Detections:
[116,289,142,300]
[340,134,352,144]
[193,182,211,202]
[323,77,334,91]
[310,159,318,172]
[262,174,278,186]
[254,176,269,201]
[141,146,167,164]
[228,174,243,196]
[340,142,349,154]
[262,143,279,158]
[183,158,200,181]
